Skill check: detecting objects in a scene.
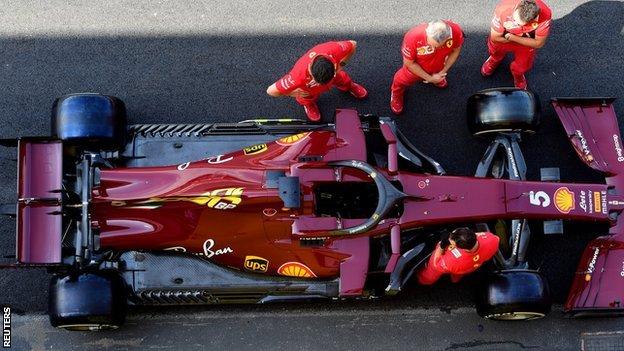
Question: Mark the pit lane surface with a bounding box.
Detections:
[0,0,623,349]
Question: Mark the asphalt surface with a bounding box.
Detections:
[0,0,623,350]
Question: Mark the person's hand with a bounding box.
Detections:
[429,73,447,84]
[288,89,310,98]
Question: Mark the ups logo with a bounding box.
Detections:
[244,256,269,272]
[243,143,268,155]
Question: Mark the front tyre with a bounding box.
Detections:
[476,270,551,321]
[467,88,540,136]
[49,271,127,331]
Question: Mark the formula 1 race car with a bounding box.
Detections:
[1,88,623,330]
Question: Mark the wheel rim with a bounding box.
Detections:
[57,324,119,331]
[486,312,546,321]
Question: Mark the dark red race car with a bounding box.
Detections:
[1,88,622,330]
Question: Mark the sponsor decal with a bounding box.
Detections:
[164,246,187,253]
[111,201,126,207]
[2,306,9,348]
[554,187,575,214]
[202,239,233,258]
[451,248,462,258]
[621,261,624,278]
[138,187,244,210]
[472,255,480,262]
[601,191,608,214]
[308,51,317,59]
[263,208,277,217]
[594,191,602,214]
[416,45,434,55]
[614,135,624,162]
[579,190,587,212]
[529,190,550,207]
[276,132,311,146]
[243,143,268,155]
[507,148,520,178]
[417,179,431,189]
[445,39,453,48]
[280,75,296,90]
[575,130,594,162]
[177,161,191,171]
[531,22,539,30]
[585,247,600,282]
[277,262,317,278]
[207,154,233,164]
[244,255,269,272]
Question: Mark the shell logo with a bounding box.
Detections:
[554,187,575,214]
[445,39,453,48]
[277,262,317,278]
[276,132,310,146]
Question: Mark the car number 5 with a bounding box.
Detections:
[529,191,551,207]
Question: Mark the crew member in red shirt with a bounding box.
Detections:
[390,20,464,115]
[266,40,368,122]
[481,0,552,89]
[417,227,500,285]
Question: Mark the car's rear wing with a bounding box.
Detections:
[1,138,63,267]
[552,98,624,315]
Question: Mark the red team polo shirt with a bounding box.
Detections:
[434,232,500,275]
[275,41,355,96]
[491,0,552,38]
[401,20,464,74]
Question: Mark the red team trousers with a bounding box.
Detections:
[487,37,536,77]
[295,70,354,106]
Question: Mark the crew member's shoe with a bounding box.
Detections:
[390,91,404,115]
[434,78,448,89]
[513,74,528,90]
[348,82,368,99]
[481,56,500,77]
[303,104,321,122]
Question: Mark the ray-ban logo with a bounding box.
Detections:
[2,306,10,348]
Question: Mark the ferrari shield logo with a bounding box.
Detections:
[445,39,453,48]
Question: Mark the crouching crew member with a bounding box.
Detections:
[390,20,464,115]
[417,227,500,285]
[266,40,368,122]
[481,0,552,89]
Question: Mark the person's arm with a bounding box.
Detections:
[489,27,509,44]
[338,40,357,66]
[439,46,462,75]
[505,32,548,49]
[403,58,443,84]
[266,83,309,98]
[431,243,446,268]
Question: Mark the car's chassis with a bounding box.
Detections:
[3,89,624,329]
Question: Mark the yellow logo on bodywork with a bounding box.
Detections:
[243,143,268,155]
[137,187,244,210]
[276,132,310,146]
[554,187,575,214]
[277,262,317,278]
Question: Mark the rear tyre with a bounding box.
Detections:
[476,270,551,321]
[51,93,127,151]
[49,271,127,331]
[467,88,540,136]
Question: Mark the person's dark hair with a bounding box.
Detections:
[450,227,477,249]
[517,0,540,23]
[310,56,335,84]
